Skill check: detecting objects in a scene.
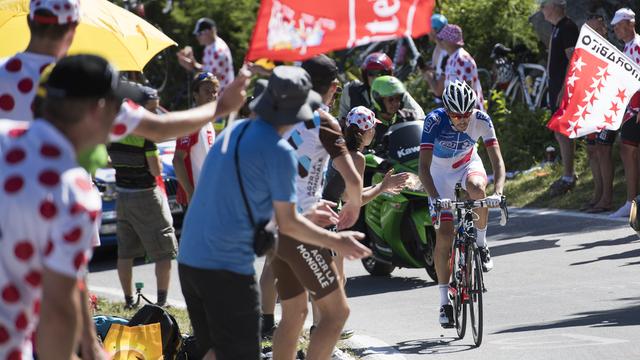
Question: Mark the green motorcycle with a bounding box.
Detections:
[361,120,438,281]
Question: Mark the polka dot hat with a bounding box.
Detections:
[437,24,464,46]
[29,0,80,25]
[347,106,380,131]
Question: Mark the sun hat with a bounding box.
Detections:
[250,66,322,126]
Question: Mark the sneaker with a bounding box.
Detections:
[331,348,352,360]
[609,201,632,218]
[340,328,355,340]
[439,304,454,328]
[123,301,138,310]
[478,246,494,272]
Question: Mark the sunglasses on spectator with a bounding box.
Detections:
[196,72,215,81]
[448,111,472,120]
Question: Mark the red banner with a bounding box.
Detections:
[246,0,435,62]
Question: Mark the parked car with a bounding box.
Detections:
[93,140,185,248]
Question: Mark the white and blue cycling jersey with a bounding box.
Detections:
[420,108,498,169]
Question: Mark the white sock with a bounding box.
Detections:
[439,284,449,306]
[476,227,487,248]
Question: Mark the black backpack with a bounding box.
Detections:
[128,304,182,359]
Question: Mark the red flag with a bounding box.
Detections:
[246,0,435,62]
[548,25,640,138]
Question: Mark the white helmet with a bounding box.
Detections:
[442,80,477,114]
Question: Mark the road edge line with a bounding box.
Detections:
[343,334,406,360]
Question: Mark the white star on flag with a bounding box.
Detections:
[572,56,586,72]
[567,73,580,87]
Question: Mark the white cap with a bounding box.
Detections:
[346,106,380,131]
[611,8,635,25]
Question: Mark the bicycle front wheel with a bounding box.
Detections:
[452,244,467,339]
[469,248,484,347]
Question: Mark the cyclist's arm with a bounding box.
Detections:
[485,144,506,195]
[418,149,439,198]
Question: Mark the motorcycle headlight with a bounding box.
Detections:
[403,173,425,192]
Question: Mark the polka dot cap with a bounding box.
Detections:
[347,106,380,131]
[436,24,464,46]
[29,0,80,25]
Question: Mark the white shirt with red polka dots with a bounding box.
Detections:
[0,52,55,122]
[0,119,100,359]
[110,99,147,142]
[623,34,640,64]
[201,37,235,91]
[444,48,485,111]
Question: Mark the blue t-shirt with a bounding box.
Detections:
[177,119,297,275]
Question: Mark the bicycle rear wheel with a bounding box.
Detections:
[451,244,467,339]
[469,247,484,347]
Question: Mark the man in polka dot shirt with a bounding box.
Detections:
[0,55,141,360]
[177,18,235,92]
[426,24,485,111]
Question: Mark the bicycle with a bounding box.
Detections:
[490,43,548,110]
[433,183,508,347]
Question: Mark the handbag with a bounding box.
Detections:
[234,122,275,256]
[103,323,163,360]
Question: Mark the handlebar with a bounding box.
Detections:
[433,196,509,230]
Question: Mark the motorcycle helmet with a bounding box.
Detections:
[442,80,477,114]
[361,52,394,83]
[370,75,406,113]
[431,14,448,33]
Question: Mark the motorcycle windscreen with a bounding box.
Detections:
[383,121,424,163]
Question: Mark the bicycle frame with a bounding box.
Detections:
[504,63,548,110]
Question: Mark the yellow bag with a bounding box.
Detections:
[103,323,164,360]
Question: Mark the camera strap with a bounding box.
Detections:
[233,121,257,227]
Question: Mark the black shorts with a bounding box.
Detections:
[621,119,640,146]
[178,264,260,360]
[585,130,617,146]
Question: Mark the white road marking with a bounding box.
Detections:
[490,333,628,350]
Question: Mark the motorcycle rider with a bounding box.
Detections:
[338,52,424,122]
[369,75,421,148]
[418,81,505,328]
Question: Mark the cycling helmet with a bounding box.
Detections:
[431,14,448,33]
[370,75,406,113]
[442,80,477,114]
[361,52,394,83]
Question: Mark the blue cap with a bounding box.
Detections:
[431,14,448,33]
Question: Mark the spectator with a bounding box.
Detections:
[107,85,178,309]
[177,18,235,92]
[611,8,640,217]
[177,66,370,360]
[539,0,579,196]
[0,54,136,360]
[338,52,425,122]
[427,24,485,112]
[422,13,449,102]
[173,72,219,205]
[582,14,615,213]
[270,55,363,360]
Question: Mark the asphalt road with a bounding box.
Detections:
[88,209,640,359]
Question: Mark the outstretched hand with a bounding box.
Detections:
[332,231,371,260]
[304,200,339,227]
[381,169,411,195]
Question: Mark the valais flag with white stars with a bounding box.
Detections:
[548,25,640,138]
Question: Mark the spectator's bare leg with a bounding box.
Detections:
[595,144,614,208]
[273,292,308,360]
[117,258,134,297]
[555,132,575,179]
[306,287,350,360]
[620,143,638,202]
[259,254,277,330]
[155,258,171,295]
[587,144,602,205]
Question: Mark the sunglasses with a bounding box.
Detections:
[448,111,472,120]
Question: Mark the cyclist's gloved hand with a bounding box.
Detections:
[437,198,452,210]
[486,194,502,207]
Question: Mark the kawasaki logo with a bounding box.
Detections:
[397,146,420,158]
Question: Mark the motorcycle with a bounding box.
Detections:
[360,120,438,281]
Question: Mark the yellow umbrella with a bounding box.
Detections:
[0,0,177,71]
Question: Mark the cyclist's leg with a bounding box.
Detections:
[462,159,494,271]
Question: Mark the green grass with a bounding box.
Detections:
[95,298,193,334]
[500,145,628,209]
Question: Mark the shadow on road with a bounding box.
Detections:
[345,275,433,298]
[566,234,639,253]
[488,212,625,242]
[494,299,640,334]
[391,337,475,355]
[570,246,640,266]
[490,239,560,257]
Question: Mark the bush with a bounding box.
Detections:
[480,90,554,172]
